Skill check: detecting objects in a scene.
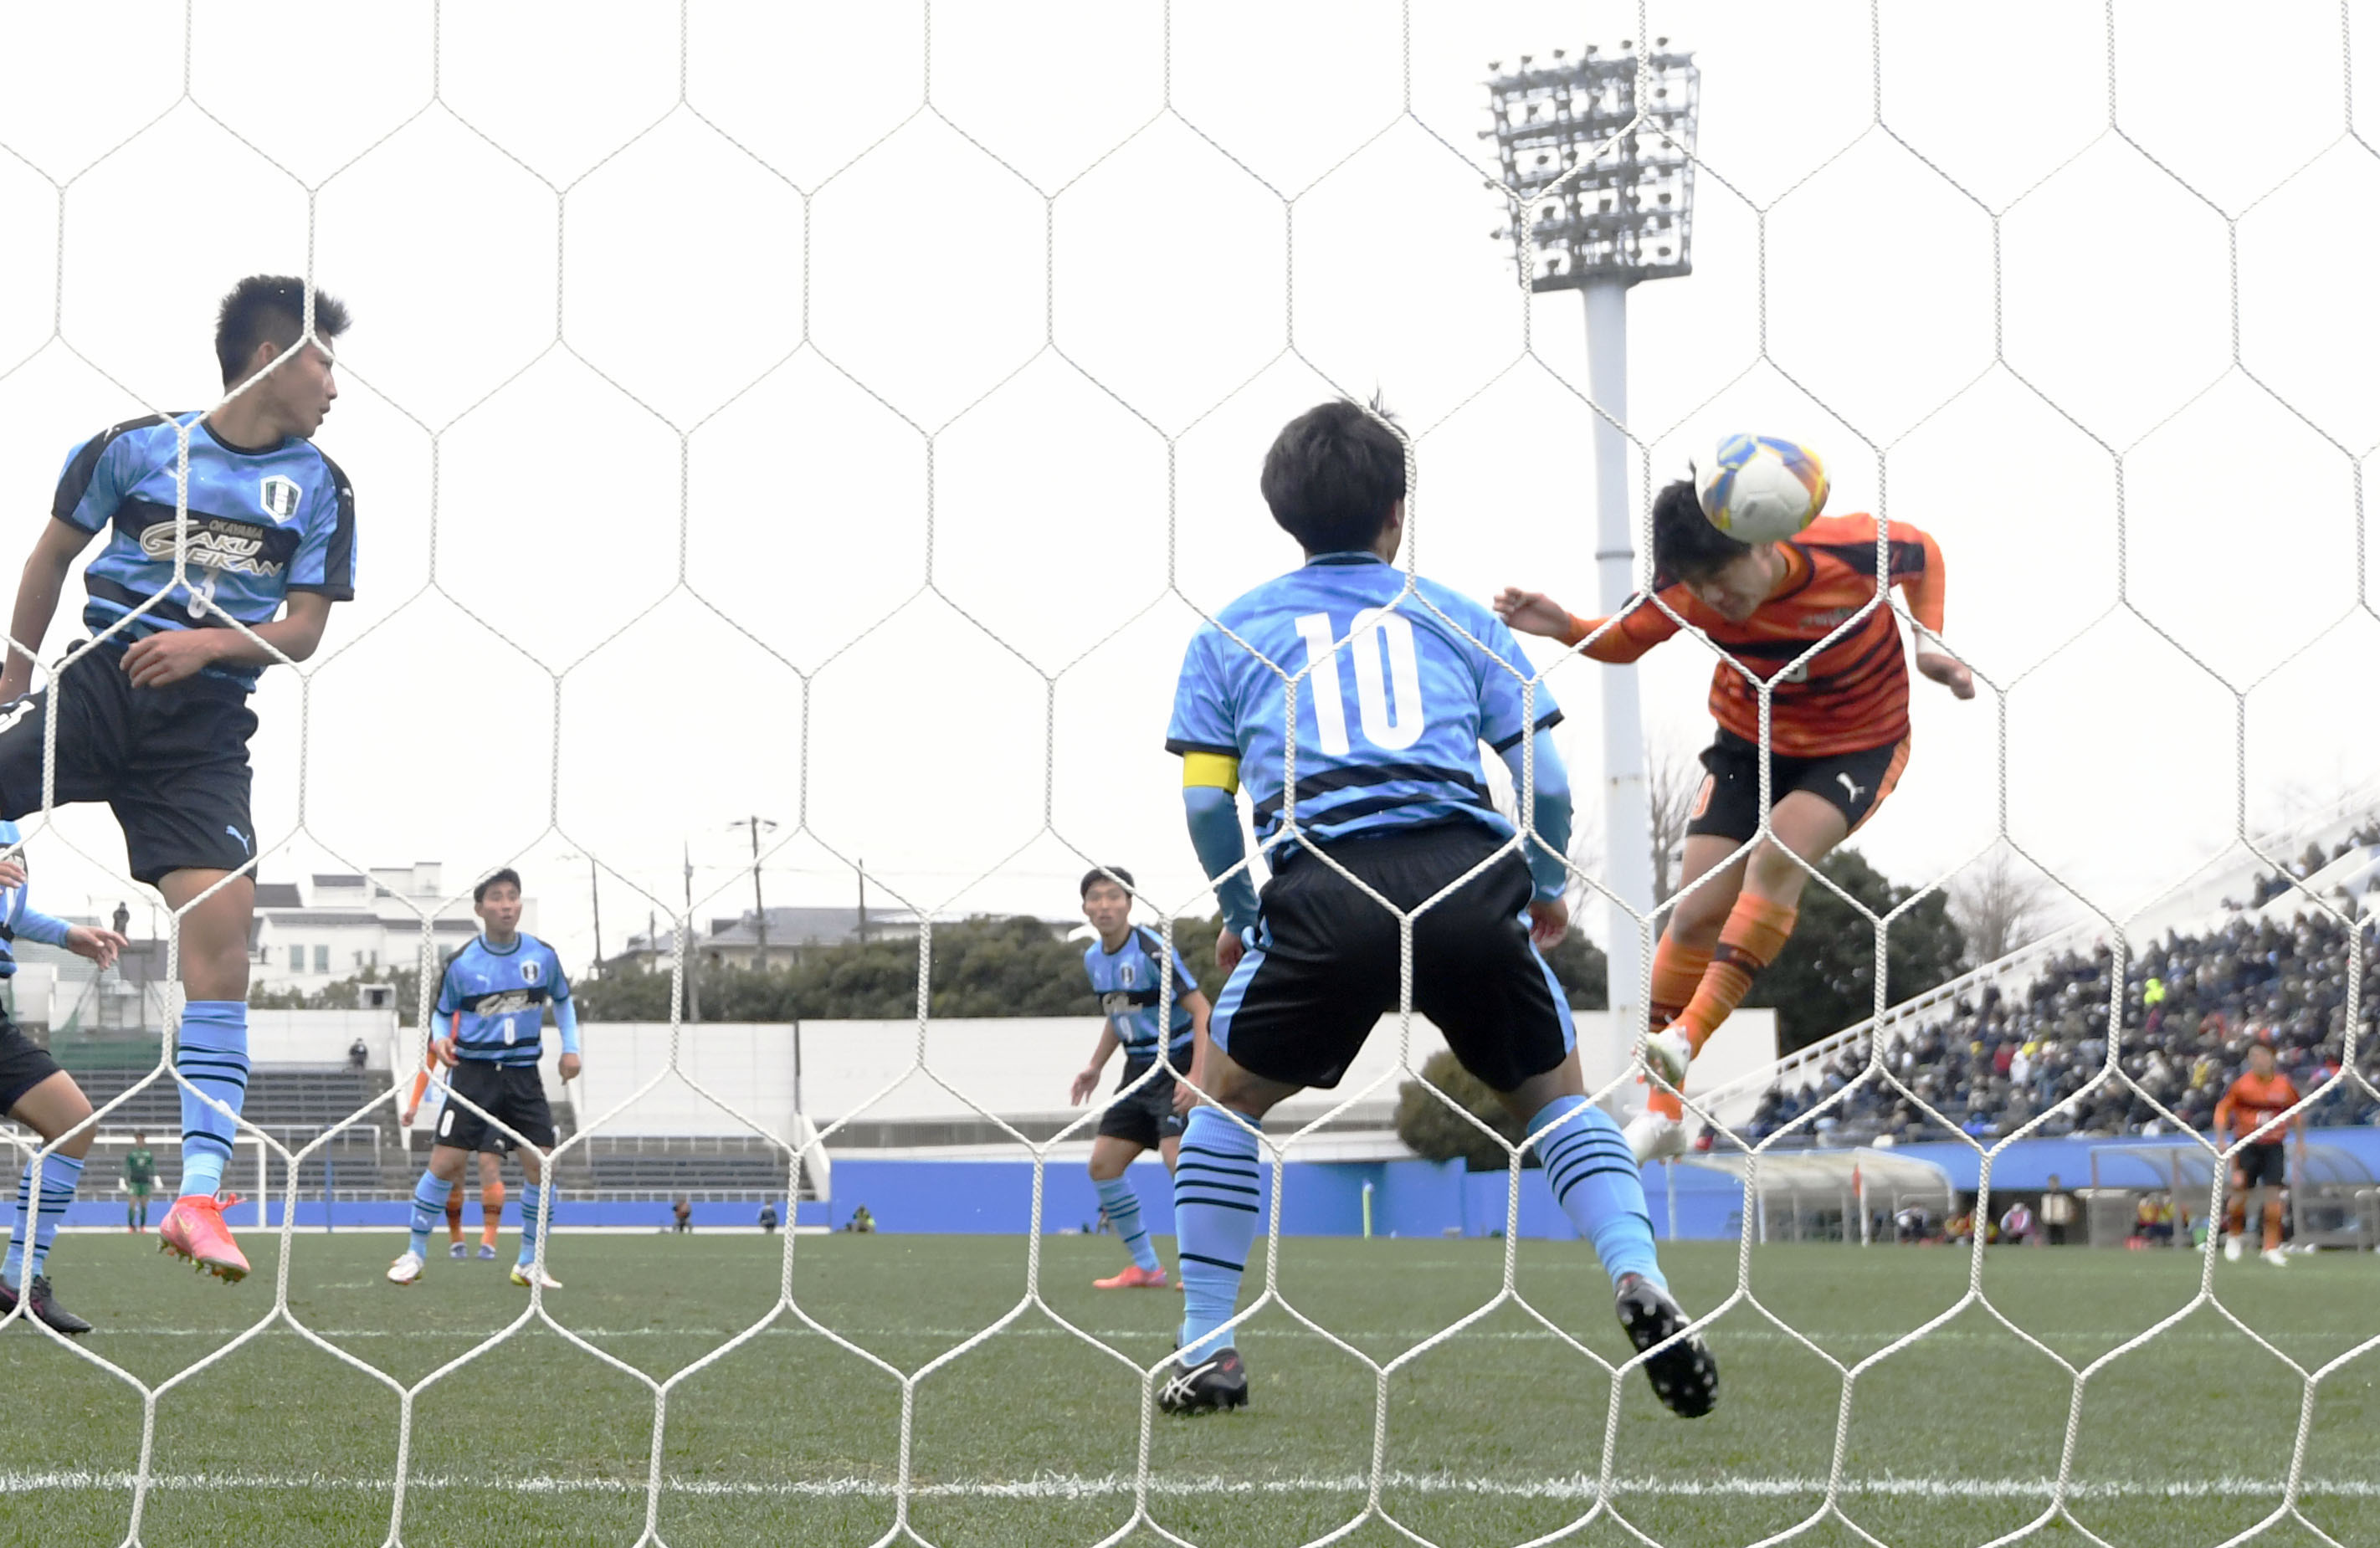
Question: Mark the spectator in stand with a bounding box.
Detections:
[2039,1176,2076,1246]
[347,1038,368,1070]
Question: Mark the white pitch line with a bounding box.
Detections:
[73,1325,2353,1347]
[3,1469,2376,1502]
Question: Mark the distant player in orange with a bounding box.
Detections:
[2214,1040,2306,1267]
[1497,477,1972,1160]
[402,1031,507,1262]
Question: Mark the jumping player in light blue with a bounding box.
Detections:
[0,275,355,1285]
[1157,400,1716,1418]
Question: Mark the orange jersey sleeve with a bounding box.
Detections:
[1890,520,1946,637]
[1557,592,1685,663]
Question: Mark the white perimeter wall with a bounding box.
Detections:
[571,1009,1777,1139]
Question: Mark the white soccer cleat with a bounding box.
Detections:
[386,1251,425,1286]
[2260,1248,2289,1269]
[1625,1111,1689,1164]
[1643,1027,1692,1094]
[2222,1236,2244,1263]
[510,1263,562,1290]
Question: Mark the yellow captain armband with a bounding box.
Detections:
[1182,751,1240,792]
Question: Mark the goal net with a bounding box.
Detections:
[0,3,2373,1545]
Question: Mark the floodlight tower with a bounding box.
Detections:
[1486,38,1699,1084]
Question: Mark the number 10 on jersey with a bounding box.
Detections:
[1294,610,1423,755]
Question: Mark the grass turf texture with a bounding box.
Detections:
[0,1233,2371,1546]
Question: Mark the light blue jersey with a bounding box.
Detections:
[1166,552,1560,852]
[1083,927,1198,1069]
[436,934,575,1067]
[0,820,73,975]
[51,413,356,689]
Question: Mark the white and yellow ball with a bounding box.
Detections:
[1695,434,1829,543]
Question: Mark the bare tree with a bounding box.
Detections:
[1948,850,2062,966]
[1646,742,1704,905]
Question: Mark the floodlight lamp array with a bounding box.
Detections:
[1484,41,1699,290]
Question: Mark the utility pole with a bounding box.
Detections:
[727,816,779,971]
[561,852,603,978]
[855,858,868,946]
[1485,36,1699,1094]
[681,842,701,1022]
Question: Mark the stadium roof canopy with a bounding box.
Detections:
[1682,1146,1955,1203]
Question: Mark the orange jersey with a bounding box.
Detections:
[2215,1070,2300,1145]
[1560,514,1947,759]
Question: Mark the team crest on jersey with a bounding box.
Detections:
[136,517,284,577]
[521,960,542,985]
[259,475,302,520]
[1120,962,1136,987]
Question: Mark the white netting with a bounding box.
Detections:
[0,2,2375,1545]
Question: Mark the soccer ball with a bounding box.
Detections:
[1695,434,1829,543]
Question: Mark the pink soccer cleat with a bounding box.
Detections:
[159,1195,249,1283]
[1094,1264,1171,1290]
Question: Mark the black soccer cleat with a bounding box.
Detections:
[1614,1273,1716,1418]
[1158,1349,1249,1414]
[0,1274,93,1337]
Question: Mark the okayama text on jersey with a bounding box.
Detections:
[52,413,356,690]
[1084,927,1198,1069]
[1165,552,1561,848]
[437,935,572,1066]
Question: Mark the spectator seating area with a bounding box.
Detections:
[1737,827,2380,1150]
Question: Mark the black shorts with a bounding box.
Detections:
[0,1012,63,1115]
[433,1062,555,1153]
[1096,1060,1186,1150]
[0,643,258,884]
[1212,823,1573,1093]
[1686,727,1909,842]
[2234,1143,2286,1190]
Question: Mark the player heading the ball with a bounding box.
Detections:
[388,870,579,1291]
[1071,865,1211,1291]
[1497,474,1972,1162]
[1160,399,1716,1419]
[0,276,354,1284]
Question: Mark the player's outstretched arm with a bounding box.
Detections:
[1493,586,1664,663]
[122,592,336,689]
[3,519,93,700]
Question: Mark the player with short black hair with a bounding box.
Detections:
[1496,474,1971,1162]
[1071,865,1209,1290]
[1157,400,1714,1418]
[0,274,353,1283]
[387,872,579,1290]
[2217,1040,2306,1268]
[0,821,130,1334]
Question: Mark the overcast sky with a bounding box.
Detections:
[0,0,2372,974]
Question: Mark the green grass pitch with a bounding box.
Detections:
[0,1232,2371,1546]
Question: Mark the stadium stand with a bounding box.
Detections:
[1731,825,2380,1151]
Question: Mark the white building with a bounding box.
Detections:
[249,864,535,994]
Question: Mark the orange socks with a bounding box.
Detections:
[1677,888,1798,1053]
[2225,1196,2247,1242]
[2262,1198,2284,1253]
[481,1180,507,1248]
[1644,936,1712,1122]
[444,1190,464,1244]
